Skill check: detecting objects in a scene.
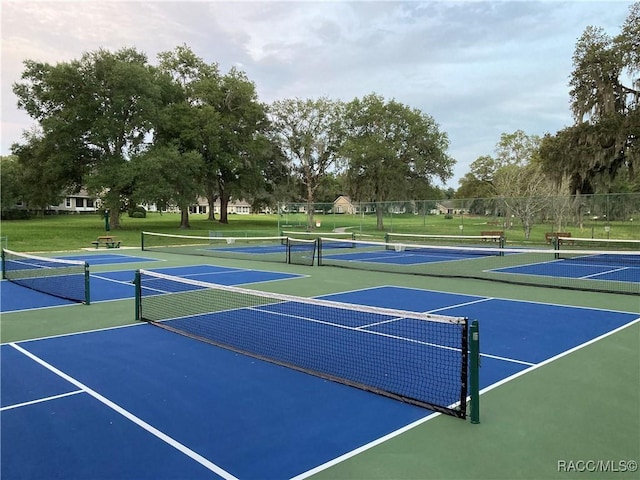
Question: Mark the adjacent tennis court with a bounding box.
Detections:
[1,243,638,479]
[1,256,304,313]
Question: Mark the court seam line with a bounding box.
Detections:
[0,389,84,411]
[292,315,640,480]
[8,342,240,480]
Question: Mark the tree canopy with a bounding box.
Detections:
[539,2,639,194]
[341,93,454,229]
[12,47,160,227]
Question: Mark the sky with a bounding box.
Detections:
[1,0,635,189]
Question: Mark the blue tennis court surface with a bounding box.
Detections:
[206,244,286,255]
[59,253,161,265]
[1,264,303,313]
[491,256,639,283]
[324,246,639,285]
[2,285,638,479]
[322,248,492,265]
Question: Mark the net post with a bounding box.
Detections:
[134,270,142,320]
[84,262,91,305]
[470,320,480,424]
[317,237,323,265]
[286,238,291,264]
[140,232,145,251]
[1,248,6,280]
[553,236,560,259]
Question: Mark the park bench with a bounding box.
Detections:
[480,231,504,241]
[91,236,121,249]
[545,232,572,245]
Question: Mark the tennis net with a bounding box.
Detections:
[385,233,504,251]
[286,238,317,266]
[282,230,356,249]
[2,249,90,304]
[142,231,289,264]
[555,237,640,266]
[318,238,640,296]
[134,268,476,418]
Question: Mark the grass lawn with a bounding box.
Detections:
[1,211,637,253]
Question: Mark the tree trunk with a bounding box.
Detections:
[306,184,314,231]
[523,219,531,239]
[180,207,190,229]
[376,207,384,230]
[109,209,120,229]
[206,184,217,221]
[219,192,229,224]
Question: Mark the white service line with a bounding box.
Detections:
[0,389,84,411]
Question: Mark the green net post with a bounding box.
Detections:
[553,235,560,259]
[134,270,142,320]
[1,248,6,280]
[84,262,91,305]
[470,320,480,424]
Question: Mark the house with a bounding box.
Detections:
[332,195,356,214]
[48,189,99,213]
[433,201,469,215]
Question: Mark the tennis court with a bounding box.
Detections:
[1,256,304,313]
[1,246,639,479]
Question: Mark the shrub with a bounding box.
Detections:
[1,209,31,220]
[128,205,147,218]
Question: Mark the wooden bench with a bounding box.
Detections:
[545,232,572,245]
[91,236,121,249]
[481,231,504,242]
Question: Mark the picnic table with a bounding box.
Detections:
[91,236,121,249]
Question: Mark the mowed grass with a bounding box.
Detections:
[1,211,638,253]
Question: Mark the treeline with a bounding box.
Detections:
[3,45,453,230]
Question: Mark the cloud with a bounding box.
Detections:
[1,0,635,188]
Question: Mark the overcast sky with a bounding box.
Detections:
[1,0,635,188]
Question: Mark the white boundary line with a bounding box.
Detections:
[8,342,239,480]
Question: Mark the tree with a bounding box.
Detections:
[540,3,639,194]
[155,46,277,225]
[12,47,160,228]
[154,45,218,226]
[9,129,82,212]
[465,130,566,238]
[0,155,27,215]
[269,97,346,230]
[133,144,204,228]
[493,162,555,239]
[456,155,499,200]
[207,68,274,224]
[342,93,454,230]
